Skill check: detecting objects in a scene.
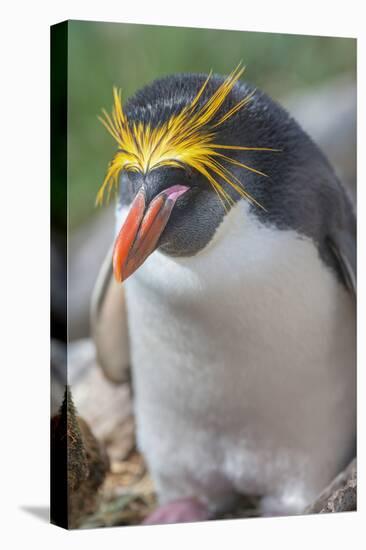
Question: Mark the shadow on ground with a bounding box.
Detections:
[21,506,49,523]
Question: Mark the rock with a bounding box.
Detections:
[51,339,67,415]
[283,77,356,199]
[68,338,135,462]
[69,206,115,340]
[306,458,356,514]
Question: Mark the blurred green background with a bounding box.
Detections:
[67,20,356,230]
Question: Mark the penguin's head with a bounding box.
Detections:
[98,66,330,282]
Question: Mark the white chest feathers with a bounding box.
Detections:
[119,200,356,515]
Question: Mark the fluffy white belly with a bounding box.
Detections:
[122,201,356,514]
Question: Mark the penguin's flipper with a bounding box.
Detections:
[90,245,131,384]
[328,226,356,296]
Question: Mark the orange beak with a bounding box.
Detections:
[113,184,189,283]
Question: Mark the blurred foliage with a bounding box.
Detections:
[65,20,356,229]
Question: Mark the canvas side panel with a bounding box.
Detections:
[50,20,68,530]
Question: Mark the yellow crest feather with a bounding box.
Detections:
[97,64,279,209]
